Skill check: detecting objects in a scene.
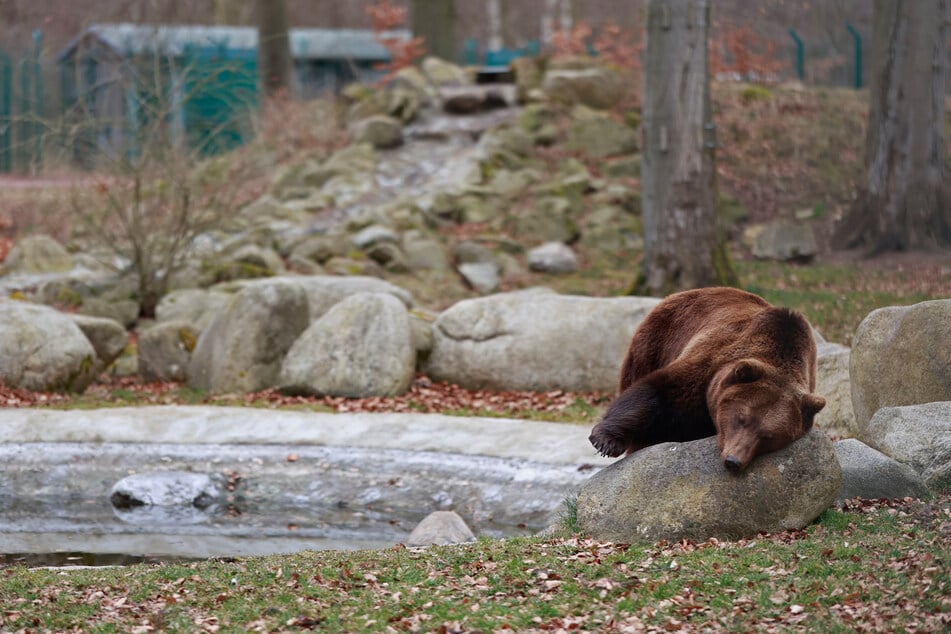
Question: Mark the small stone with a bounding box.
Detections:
[353,225,400,250]
[406,511,476,547]
[457,262,500,294]
[528,242,577,273]
[110,471,224,509]
[751,219,817,262]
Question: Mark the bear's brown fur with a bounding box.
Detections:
[589,287,825,472]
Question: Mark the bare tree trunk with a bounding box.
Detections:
[638,0,736,296]
[487,0,503,50]
[832,0,950,252]
[412,0,457,62]
[558,0,574,31]
[257,0,294,98]
[541,0,559,44]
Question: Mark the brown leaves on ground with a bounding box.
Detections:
[0,375,610,423]
[0,381,69,407]
[247,375,609,418]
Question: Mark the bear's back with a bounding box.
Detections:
[621,287,770,389]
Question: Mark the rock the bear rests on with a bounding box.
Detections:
[589,287,826,472]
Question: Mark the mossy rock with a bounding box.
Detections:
[740,85,773,104]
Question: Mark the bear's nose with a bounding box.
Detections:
[724,456,742,472]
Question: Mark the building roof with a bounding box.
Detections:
[58,23,408,61]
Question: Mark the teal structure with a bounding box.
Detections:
[57,24,408,164]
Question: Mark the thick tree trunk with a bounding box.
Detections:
[257,0,294,98]
[639,0,736,296]
[412,0,457,62]
[832,0,950,252]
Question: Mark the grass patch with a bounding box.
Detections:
[737,260,946,344]
[1,497,946,632]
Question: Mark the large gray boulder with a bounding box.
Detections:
[155,288,232,333]
[279,293,415,397]
[861,402,951,489]
[833,439,929,503]
[426,290,660,392]
[0,301,97,392]
[577,430,841,543]
[68,314,128,371]
[138,320,199,383]
[815,340,856,438]
[566,109,638,159]
[350,114,403,149]
[213,275,414,324]
[2,234,74,273]
[421,56,471,86]
[78,297,139,329]
[187,280,309,393]
[850,300,951,433]
[542,67,625,110]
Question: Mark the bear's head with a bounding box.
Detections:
[708,358,825,473]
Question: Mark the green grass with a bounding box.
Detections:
[737,260,945,344]
[1,497,946,633]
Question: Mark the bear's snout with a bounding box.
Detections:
[723,455,743,472]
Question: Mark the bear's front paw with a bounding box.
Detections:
[589,429,625,457]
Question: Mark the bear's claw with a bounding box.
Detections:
[589,431,624,458]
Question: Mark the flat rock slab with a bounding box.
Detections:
[0,406,611,467]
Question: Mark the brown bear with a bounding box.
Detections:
[589,287,825,472]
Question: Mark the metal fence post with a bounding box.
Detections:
[788,29,804,81]
[846,22,862,89]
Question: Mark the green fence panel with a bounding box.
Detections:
[181,45,258,157]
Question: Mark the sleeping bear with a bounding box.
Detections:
[589,287,826,472]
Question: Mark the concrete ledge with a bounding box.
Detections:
[0,406,611,467]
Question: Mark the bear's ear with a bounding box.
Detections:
[729,359,764,384]
[801,394,826,431]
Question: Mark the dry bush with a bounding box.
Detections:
[254,93,347,163]
[71,147,259,318]
[710,22,788,83]
[58,54,268,318]
[366,1,425,83]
